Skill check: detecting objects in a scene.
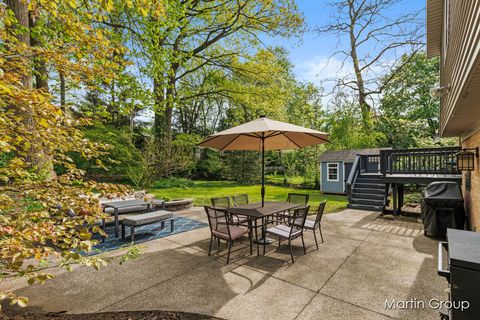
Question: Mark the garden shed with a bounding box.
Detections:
[319,148,390,194]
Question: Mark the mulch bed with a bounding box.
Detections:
[383,203,423,222]
[0,311,221,320]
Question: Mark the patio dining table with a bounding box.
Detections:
[227,201,301,254]
[102,199,152,238]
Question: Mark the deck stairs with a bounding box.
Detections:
[347,173,388,212]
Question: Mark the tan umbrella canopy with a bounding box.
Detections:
[198,116,330,206]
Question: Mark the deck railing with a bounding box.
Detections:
[379,147,461,176]
[360,154,381,173]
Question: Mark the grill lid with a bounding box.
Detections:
[447,228,480,271]
[423,181,463,201]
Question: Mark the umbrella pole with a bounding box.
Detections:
[261,133,265,207]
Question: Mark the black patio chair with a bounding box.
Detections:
[211,196,232,208]
[276,193,310,224]
[265,205,310,263]
[232,194,249,206]
[304,201,326,249]
[287,193,309,205]
[204,206,250,264]
[211,196,248,226]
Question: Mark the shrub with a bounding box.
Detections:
[405,192,423,204]
[128,137,196,189]
[193,148,226,180]
[223,151,261,183]
[71,126,141,181]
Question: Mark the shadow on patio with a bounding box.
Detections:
[2,208,445,320]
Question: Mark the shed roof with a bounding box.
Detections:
[319,148,392,163]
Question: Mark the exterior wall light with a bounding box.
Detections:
[456,147,479,171]
[430,85,450,99]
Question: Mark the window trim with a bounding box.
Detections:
[327,162,339,182]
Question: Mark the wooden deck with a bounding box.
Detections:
[347,147,463,215]
[360,172,462,184]
[382,173,462,184]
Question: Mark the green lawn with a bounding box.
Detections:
[150,180,348,213]
[265,173,305,186]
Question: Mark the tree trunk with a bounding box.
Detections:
[29,10,49,91]
[348,2,371,130]
[6,0,56,180]
[129,106,135,143]
[314,174,320,190]
[30,16,49,91]
[153,77,166,139]
[110,80,117,125]
[153,67,176,142]
[163,71,176,137]
[30,6,56,179]
[165,87,173,131]
[59,71,66,109]
[6,0,31,88]
[349,28,371,129]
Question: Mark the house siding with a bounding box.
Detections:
[437,1,480,137]
[321,161,345,194]
[462,130,480,231]
[428,0,480,232]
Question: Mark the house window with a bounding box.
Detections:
[327,163,339,182]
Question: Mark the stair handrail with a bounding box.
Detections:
[346,155,361,201]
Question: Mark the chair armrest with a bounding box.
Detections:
[286,214,296,226]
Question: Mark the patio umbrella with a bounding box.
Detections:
[198,116,330,206]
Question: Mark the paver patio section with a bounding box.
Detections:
[2,208,447,320]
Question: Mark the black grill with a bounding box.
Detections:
[421,181,466,237]
[438,229,480,319]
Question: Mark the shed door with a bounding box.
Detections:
[343,162,353,192]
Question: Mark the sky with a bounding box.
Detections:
[260,0,426,88]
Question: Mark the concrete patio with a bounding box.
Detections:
[2,208,447,320]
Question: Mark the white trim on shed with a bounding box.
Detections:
[327,163,339,182]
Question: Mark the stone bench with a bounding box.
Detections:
[121,210,175,242]
[163,198,194,211]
